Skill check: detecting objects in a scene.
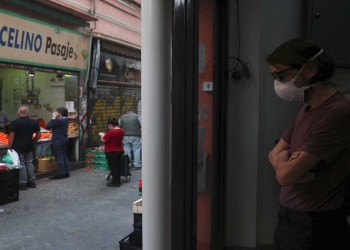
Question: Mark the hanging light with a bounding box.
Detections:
[56,72,64,80]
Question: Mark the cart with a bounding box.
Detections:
[106,153,131,182]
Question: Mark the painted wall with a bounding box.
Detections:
[54,0,141,47]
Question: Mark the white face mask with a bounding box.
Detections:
[273,49,323,102]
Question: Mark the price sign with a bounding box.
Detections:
[65,101,75,112]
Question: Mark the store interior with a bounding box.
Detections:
[0,67,78,122]
[0,66,80,172]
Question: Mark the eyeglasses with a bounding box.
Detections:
[271,67,294,81]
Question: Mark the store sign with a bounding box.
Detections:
[0,10,90,71]
[99,51,141,85]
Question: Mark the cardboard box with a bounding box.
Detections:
[38,157,57,172]
[133,198,142,214]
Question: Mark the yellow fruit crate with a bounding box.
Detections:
[38,157,57,172]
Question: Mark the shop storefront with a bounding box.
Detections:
[0,9,90,173]
[88,39,141,148]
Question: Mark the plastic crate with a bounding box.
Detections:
[0,190,19,205]
[133,224,142,247]
[0,184,19,194]
[133,213,142,226]
[84,149,106,158]
[119,232,142,250]
[0,169,20,184]
[0,179,19,188]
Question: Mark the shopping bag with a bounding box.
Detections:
[7,149,20,166]
[2,154,13,164]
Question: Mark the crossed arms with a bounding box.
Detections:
[269,138,321,186]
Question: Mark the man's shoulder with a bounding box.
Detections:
[10,118,19,123]
[121,112,138,118]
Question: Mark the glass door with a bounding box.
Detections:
[197,0,227,249]
[171,0,226,249]
[197,0,214,249]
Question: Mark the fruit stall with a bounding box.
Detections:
[0,121,80,174]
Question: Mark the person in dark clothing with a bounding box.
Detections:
[101,118,125,187]
[268,38,350,249]
[0,110,11,134]
[46,107,70,180]
[8,106,41,190]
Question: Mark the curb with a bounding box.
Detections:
[34,162,84,180]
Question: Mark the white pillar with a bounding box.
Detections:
[141,0,171,250]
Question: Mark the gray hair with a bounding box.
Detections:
[17,106,29,115]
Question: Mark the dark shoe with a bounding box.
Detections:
[49,175,65,180]
[134,167,142,171]
[27,181,36,188]
[106,181,121,187]
[19,183,28,190]
[63,173,70,178]
[106,173,112,181]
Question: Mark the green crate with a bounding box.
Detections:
[85,162,109,171]
[84,149,106,158]
[85,157,108,164]
[92,164,109,171]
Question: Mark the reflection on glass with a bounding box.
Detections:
[197,0,214,249]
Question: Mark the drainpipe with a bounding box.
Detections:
[141,0,171,249]
[83,0,97,91]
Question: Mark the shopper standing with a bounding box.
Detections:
[8,106,41,190]
[0,110,11,134]
[119,108,142,170]
[268,38,350,249]
[101,118,125,187]
[46,107,70,180]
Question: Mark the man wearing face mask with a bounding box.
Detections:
[268,38,350,249]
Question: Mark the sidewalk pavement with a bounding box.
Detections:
[0,167,142,250]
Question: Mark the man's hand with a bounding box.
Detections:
[287,149,316,184]
[277,150,290,163]
[52,112,58,120]
[288,149,301,162]
[269,139,290,169]
[275,150,320,186]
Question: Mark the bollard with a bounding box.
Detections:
[138,178,142,196]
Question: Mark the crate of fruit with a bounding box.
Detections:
[38,157,57,172]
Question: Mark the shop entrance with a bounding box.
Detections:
[0,64,80,172]
[87,85,141,147]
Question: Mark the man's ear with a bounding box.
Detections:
[304,62,318,79]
